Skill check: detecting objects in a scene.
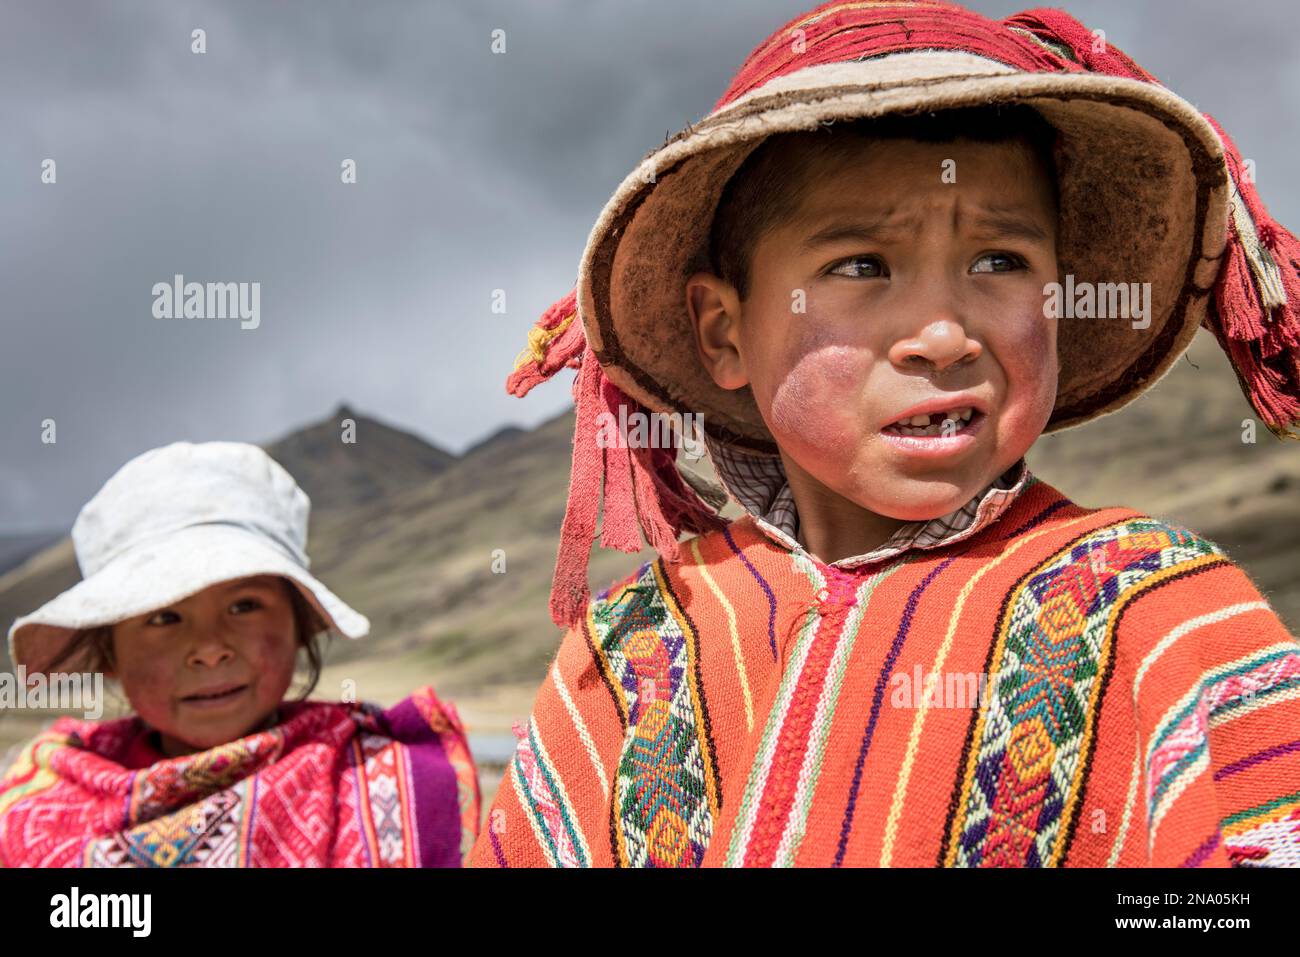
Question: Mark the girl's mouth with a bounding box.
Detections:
[180,683,249,708]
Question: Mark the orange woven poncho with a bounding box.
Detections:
[472,476,1300,867]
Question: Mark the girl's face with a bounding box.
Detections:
[108,575,301,757]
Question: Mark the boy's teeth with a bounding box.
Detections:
[889,407,975,435]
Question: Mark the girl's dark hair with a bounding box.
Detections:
[285,584,330,700]
[44,576,331,701]
[707,103,1061,302]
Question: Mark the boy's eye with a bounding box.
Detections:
[827,255,889,279]
[230,598,263,614]
[146,610,180,626]
[970,252,1026,274]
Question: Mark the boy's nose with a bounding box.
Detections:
[888,317,981,375]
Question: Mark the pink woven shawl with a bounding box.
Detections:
[0,685,479,867]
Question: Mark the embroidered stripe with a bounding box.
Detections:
[774,562,904,866]
[551,660,609,797]
[691,536,755,732]
[882,514,1088,864]
[1110,600,1273,865]
[726,552,827,866]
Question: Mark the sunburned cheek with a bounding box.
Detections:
[1014,314,1052,365]
[118,661,182,725]
[1001,315,1058,418]
[119,654,177,703]
[243,632,282,669]
[766,345,869,450]
[251,629,298,685]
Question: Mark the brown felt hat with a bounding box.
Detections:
[580,54,1238,453]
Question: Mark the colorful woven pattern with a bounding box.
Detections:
[0,686,479,867]
[596,562,719,867]
[944,520,1222,867]
[471,477,1300,867]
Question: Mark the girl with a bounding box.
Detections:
[0,440,478,867]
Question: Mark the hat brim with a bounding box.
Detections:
[7,523,370,676]
[579,51,1230,452]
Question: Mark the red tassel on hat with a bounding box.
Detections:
[1202,115,1300,435]
[508,292,725,627]
[1008,9,1300,439]
[506,287,584,399]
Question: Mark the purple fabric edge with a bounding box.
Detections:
[381,696,462,868]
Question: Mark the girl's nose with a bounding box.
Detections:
[187,641,235,669]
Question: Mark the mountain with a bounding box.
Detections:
[0,536,81,666]
[263,403,457,512]
[0,402,651,686]
[291,407,656,685]
[461,424,527,458]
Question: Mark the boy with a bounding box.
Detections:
[473,1,1300,867]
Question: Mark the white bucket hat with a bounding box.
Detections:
[7,441,370,676]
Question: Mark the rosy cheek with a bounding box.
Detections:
[1015,311,1052,368]
[248,626,297,685]
[764,333,871,449]
[117,650,181,716]
[998,311,1057,423]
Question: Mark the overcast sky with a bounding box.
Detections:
[2,0,1297,533]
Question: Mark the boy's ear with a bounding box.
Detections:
[685,271,749,390]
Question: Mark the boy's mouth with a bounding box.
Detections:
[883,406,980,437]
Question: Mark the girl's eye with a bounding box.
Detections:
[970,252,1026,274]
[828,255,889,279]
[146,610,179,627]
[230,598,262,614]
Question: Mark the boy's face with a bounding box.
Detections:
[689,136,1059,527]
[108,574,299,756]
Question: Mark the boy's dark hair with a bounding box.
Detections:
[707,104,1061,302]
[43,576,330,703]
